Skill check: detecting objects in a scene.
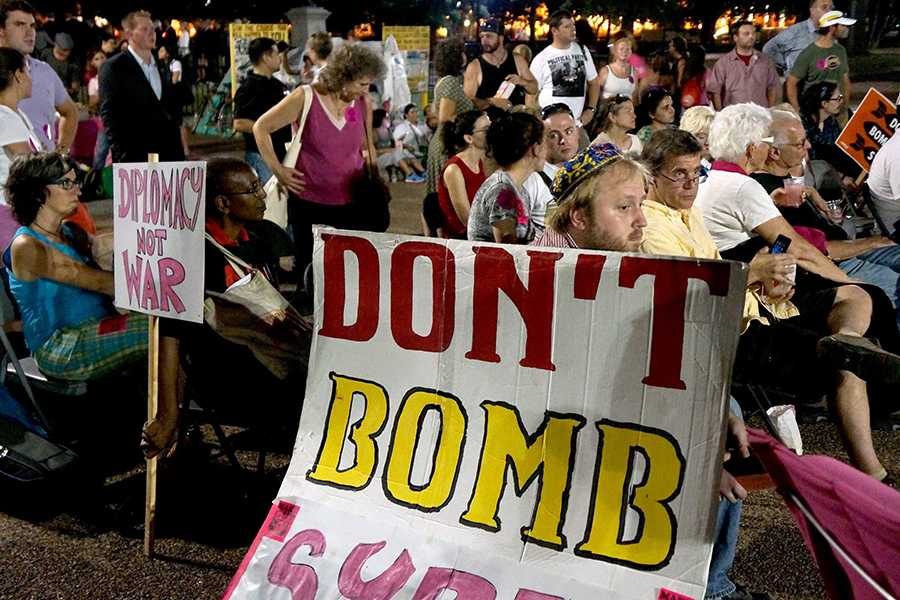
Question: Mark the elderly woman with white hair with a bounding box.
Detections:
[694,103,900,483]
[678,105,715,167]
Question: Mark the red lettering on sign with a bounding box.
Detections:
[319,234,380,342]
[619,257,730,390]
[390,241,456,353]
[466,248,562,371]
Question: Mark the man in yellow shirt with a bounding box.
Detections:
[640,129,898,485]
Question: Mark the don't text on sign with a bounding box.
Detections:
[224,230,748,600]
[113,161,206,323]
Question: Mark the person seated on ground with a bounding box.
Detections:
[635,87,675,145]
[590,94,642,157]
[437,110,489,239]
[393,103,431,164]
[4,152,148,381]
[868,111,900,237]
[373,108,426,183]
[529,142,771,600]
[799,82,861,189]
[522,102,582,231]
[145,158,308,458]
[679,104,715,170]
[641,129,899,484]
[750,109,900,329]
[467,112,544,244]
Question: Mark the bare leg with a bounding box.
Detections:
[827,285,872,336]
[411,158,425,173]
[397,159,414,176]
[830,371,884,476]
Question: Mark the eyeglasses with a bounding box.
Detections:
[828,94,844,102]
[221,181,264,196]
[51,177,80,190]
[657,168,707,185]
[541,102,574,120]
[778,137,808,149]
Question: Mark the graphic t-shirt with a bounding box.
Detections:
[530,43,598,117]
[790,42,849,88]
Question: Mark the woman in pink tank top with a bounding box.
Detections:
[253,44,386,274]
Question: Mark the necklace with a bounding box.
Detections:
[32,222,60,238]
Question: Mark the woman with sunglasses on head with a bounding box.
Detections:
[591,95,642,157]
[3,152,149,383]
[598,31,637,103]
[800,81,862,187]
[438,110,490,239]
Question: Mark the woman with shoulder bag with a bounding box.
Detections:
[253,44,387,276]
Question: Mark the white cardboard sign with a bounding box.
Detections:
[224,229,748,600]
[113,161,206,323]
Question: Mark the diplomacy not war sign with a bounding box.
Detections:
[113,161,206,323]
[224,230,748,599]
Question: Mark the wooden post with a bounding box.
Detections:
[144,152,160,558]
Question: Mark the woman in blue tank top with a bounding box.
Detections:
[4,152,148,383]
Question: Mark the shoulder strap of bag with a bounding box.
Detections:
[281,84,314,167]
[204,232,254,278]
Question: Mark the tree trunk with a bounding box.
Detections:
[528,0,536,42]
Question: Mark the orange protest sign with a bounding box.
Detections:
[836,88,899,173]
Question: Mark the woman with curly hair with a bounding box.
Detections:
[3,152,148,382]
[254,43,386,275]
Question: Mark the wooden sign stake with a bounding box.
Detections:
[144,152,160,558]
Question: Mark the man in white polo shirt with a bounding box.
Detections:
[868,127,900,237]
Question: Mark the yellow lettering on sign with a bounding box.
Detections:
[460,401,585,550]
[574,421,685,570]
[383,389,467,511]
[306,372,389,490]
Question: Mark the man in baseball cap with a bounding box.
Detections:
[41,31,80,95]
[463,16,537,120]
[786,9,854,113]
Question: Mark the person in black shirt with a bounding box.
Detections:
[463,18,537,121]
[233,37,290,185]
[751,110,900,330]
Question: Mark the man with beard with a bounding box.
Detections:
[464,18,537,120]
[786,10,855,114]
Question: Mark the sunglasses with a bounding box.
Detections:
[541,102,574,119]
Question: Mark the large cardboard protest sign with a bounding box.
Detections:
[224,230,747,599]
[229,24,291,97]
[113,162,206,323]
[836,88,899,172]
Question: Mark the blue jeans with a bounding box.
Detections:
[93,129,110,171]
[839,244,900,330]
[706,498,742,598]
[246,151,273,185]
[706,397,745,599]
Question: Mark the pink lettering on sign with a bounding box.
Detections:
[411,567,497,600]
[658,588,694,600]
[116,165,204,230]
[120,250,187,314]
[267,529,326,600]
[337,541,416,599]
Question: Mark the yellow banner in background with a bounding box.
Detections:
[228,23,291,97]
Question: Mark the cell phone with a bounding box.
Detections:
[769,235,791,255]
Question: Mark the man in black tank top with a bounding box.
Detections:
[463,18,537,120]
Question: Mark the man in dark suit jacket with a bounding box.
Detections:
[100,10,184,163]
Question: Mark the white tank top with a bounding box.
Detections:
[601,64,636,99]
